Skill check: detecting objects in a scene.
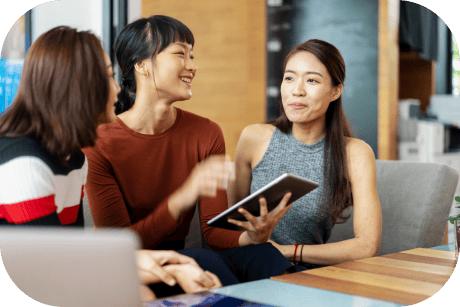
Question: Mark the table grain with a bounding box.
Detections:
[271,248,457,305]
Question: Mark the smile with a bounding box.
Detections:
[180,77,192,84]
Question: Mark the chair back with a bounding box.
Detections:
[328,160,459,255]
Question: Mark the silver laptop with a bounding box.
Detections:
[0,227,142,307]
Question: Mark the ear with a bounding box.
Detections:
[134,60,150,77]
[332,84,343,101]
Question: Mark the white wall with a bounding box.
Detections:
[32,0,103,42]
[128,0,141,23]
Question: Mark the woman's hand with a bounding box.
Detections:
[136,250,199,285]
[139,284,156,301]
[163,264,222,293]
[169,155,234,219]
[229,192,292,245]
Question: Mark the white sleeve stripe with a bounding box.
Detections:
[0,156,55,204]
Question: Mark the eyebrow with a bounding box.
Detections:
[284,70,323,78]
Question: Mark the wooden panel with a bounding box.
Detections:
[401,247,458,260]
[335,261,450,284]
[142,0,266,160]
[303,266,442,296]
[382,252,458,267]
[272,248,457,305]
[378,0,400,160]
[357,256,455,276]
[399,51,436,113]
[273,272,428,306]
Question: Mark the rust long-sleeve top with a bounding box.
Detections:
[82,108,242,250]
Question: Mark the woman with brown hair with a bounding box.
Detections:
[0,26,223,299]
[228,39,382,269]
[0,26,116,226]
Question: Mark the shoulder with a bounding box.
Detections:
[240,124,275,145]
[0,136,51,168]
[178,108,222,133]
[0,135,42,156]
[0,137,55,201]
[83,120,124,158]
[344,137,376,173]
[236,124,276,165]
[345,137,375,159]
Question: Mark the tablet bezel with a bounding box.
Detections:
[207,173,319,231]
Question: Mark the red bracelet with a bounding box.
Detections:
[293,243,299,265]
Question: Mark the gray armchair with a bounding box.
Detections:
[328,160,459,255]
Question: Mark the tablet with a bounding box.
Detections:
[207,173,319,231]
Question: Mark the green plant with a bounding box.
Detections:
[446,196,460,224]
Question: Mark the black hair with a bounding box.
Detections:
[114,15,195,114]
[268,39,354,224]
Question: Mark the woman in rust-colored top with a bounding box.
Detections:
[83,15,297,297]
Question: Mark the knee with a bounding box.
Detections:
[178,248,226,266]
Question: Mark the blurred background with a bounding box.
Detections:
[1,0,460,238]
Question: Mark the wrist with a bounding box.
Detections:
[238,231,256,246]
[168,186,196,220]
[285,245,296,262]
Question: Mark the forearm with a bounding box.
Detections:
[278,238,379,266]
[167,185,197,221]
[199,191,242,251]
[128,200,182,249]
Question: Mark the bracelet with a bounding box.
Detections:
[293,243,299,265]
[300,244,304,265]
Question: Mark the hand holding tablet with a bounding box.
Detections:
[207,173,319,232]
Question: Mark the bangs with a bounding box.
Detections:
[148,15,195,55]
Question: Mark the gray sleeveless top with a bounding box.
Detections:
[250,128,333,245]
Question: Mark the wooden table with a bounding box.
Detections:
[272,248,457,306]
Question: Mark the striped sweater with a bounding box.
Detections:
[0,136,85,226]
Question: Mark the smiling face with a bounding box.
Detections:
[103,51,120,123]
[281,51,342,127]
[147,41,197,102]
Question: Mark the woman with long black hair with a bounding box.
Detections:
[228,39,382,269]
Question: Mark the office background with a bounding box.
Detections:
[1,2,460,306]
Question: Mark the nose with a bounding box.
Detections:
[186,57,197,75]
[116,81,121,94]
[292,79,305,96]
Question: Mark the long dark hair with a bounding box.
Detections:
[114,15,194,114]
[0,26,109,166]
[270,39,353,224]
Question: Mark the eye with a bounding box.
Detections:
[284,76,293,81]
[190,55,195,60]
[307,79,318,83]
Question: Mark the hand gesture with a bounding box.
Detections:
[136,250,199,285]
[170,155,234,217]
[228,192,292,244]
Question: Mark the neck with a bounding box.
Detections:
[291,117,326,145]
[118,89,177,135]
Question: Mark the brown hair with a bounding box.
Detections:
[269,39,353,224]
[0,26,109,166]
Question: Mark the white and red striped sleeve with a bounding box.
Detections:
[0,156,57,224]
[54,157,88,225]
